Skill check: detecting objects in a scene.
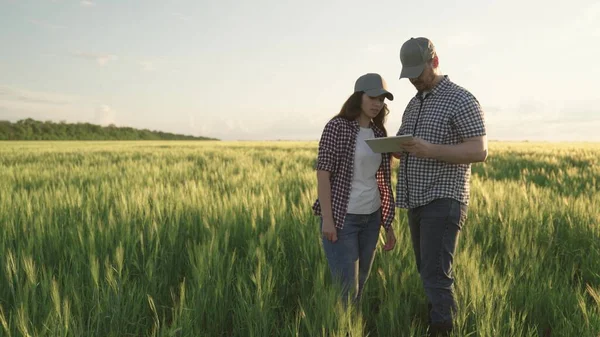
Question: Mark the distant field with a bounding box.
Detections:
[0,141,599,337]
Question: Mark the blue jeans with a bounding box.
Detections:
[321,208,381,305]
[408,198,467,325]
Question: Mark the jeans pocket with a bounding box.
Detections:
[373,207,382,227]
[421,198,454,221]
[457,203,468,229]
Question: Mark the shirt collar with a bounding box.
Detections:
[346,118,385,137]
[416,75,451,98]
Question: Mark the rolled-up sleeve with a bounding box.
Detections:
[454,94,486,140]
[316,120,339,172]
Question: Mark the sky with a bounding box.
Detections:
[1,0,599,141]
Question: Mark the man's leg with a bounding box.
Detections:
[418,198,467,335]
[407,207,422,272]
[409,206,436,323]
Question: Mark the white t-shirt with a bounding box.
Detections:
[347,127,382,214]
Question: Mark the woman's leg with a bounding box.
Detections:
[322,214,361,305]
[356,208,382,302]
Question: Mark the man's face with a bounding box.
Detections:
[409,61,436,92]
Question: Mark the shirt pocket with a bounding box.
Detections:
[400,108,420,135]
[418,112,450,144]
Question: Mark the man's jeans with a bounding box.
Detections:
[408,198,467,325]
[322,208,381,305]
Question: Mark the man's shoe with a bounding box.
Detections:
[428,321,453,337]
[427,302,432,324]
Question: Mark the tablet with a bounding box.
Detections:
[364,134,413,153]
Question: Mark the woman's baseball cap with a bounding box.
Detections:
[354,73,394,101]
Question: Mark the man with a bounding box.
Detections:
[394,37,488,336]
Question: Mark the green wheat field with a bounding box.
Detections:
[0,141,599,337]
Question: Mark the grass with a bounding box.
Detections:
[0,140,599,336]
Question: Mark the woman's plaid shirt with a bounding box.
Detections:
[312,117,395,231]
[396,76,486,209]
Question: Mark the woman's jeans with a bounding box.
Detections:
[322,208,381,305]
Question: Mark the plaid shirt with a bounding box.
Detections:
[396,76,486,209]
[312,117,395,231]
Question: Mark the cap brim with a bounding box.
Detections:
[365,88,394,101]
[399,64,425,79]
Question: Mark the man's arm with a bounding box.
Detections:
[400,135,487,164]
[429,91,487,164]
[429,135,487,164]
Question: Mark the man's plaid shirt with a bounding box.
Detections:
[396,76,486,209]
[312,117,395,231]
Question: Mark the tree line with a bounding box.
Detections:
[0,119,218,141]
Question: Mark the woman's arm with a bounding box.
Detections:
[317,170,337,242]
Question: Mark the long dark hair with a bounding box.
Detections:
[334,92,389,136]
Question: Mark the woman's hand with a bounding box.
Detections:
[322,218,338,243]
[383,228,396,251]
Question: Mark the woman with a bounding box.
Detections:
[312,73,397,306]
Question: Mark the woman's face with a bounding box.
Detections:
[360,93,385,119]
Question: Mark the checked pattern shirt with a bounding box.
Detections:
[396,76,486,209]
[312,117,395,231]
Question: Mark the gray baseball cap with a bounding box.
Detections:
[354,73,394,101]
[399,37,436,79]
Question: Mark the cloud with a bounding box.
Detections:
[94,105,116,125]
[582,2,600,27]
[224,117,251,134]
[365,44,387,53]
[0,85,91,123]
[73,52,118,66]
[191,115,255,140]
[139,57,185,73]
[198,113,325,140]
[446,32,482,47]
[487,117,600,142]
[558,2,600,39]
[80,0,95,7]
[0,85,73,105]
[516,99,548,116]
[28,18,66,29]
[483,96,600,141]
[0,85,124,129]
[172,12,191,23]
[482,106,502,113]
[188,112,214,138]
[139,61,155,72]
